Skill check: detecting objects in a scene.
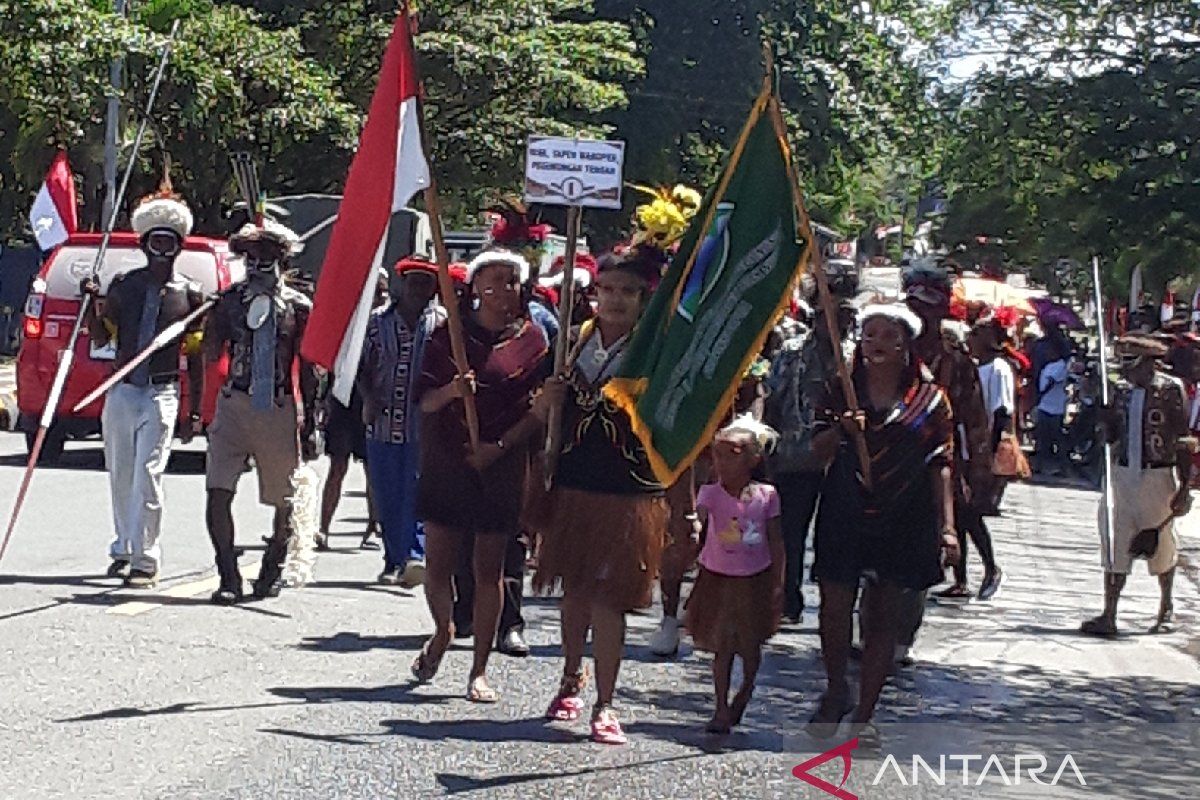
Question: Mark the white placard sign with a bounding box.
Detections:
[524,136,625,209]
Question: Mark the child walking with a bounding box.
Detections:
[685,416,784,733]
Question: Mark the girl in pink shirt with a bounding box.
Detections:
[684,416,784,734]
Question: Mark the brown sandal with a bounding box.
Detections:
[467,675,499,704]
[410,639,445,683]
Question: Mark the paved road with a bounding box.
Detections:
[0,431,1197,799]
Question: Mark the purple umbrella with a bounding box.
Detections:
[1031,297,1084,330]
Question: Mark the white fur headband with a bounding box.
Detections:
[466,249,530,285]
[858,303,923,338]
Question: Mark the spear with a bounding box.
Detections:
[71,298,216,413]
[1092,256,1115,569]
[0,21,181,565]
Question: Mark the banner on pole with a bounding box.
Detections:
[603,89,812,485]
[524,136,625,209]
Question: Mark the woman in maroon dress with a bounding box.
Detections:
[412,249,552,703]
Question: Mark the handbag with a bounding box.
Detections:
[992,411,1031,480]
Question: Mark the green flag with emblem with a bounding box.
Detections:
[605,82,814,485]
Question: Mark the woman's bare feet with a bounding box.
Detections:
[705,707,732,734]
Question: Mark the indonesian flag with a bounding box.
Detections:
[301,6,430,402]
[1161,288,1176,325]
[28,151,77,251]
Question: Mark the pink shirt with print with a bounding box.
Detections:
[697,481,781,577]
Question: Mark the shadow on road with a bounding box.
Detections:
[295,632,429,654]
[433,752,708,794]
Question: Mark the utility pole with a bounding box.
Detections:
[102,0,128,226]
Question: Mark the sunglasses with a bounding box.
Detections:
[145,232,182,258]
[246,256,279,271]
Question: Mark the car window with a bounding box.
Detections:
[43,247,222,297]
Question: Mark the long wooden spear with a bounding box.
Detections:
[1092,256,1115,568]
[0,21,181,565]
[764,44,872,489]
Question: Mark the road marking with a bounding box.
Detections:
[108,560,261,617]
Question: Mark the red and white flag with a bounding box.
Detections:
[28,151,78,251]
[301,6,430,402]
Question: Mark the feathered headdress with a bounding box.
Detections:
[486,197,554,253]
[229,218,302,256]
[629,183,702,250]
[131,172,193,239]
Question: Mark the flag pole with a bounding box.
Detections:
[1092,256,1115,568]
[415,125,480,455]
[763,43,872,490]
[0,20,181,566]
[543,204,581,486]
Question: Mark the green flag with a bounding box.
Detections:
[605,88,813,485]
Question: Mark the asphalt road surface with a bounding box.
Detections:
[1,430,1197,800]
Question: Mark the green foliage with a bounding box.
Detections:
[936,0,1200,295]
[594,1,954,239]
[0,0,640,238]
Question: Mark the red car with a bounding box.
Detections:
[16,232,242,462]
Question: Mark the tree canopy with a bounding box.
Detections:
[1,0,1196,298]
[933,0,1200,295]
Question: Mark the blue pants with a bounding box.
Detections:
[366,439,424,570]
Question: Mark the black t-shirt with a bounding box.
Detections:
[552,324,663,496]
[206,284,310,396]
[101,267,204,383]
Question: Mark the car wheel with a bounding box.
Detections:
[25,425,66,464]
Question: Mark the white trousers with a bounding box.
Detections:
[101,382,178,573]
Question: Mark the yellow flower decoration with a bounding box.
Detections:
[629,182,702,249]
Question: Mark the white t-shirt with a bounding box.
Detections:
[978,358,1015,418]
[1037,359,1070,416]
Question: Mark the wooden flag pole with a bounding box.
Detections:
[810,244,873,491]
[409,7,479,452]
[543,204,582,486]
[762,42,873,489]
[419,141,481,454]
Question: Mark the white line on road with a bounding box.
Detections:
[108,559,261,617]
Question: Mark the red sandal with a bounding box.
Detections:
[590,704,627,745]
[545,670,588,722]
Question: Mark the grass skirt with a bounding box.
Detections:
[532,487,669,612]
[684,566,780,653]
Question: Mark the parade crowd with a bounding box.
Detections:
[85,185,1196,749]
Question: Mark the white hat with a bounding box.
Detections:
[465,248,529,285]
[858,303,924,338]
[131,196,194,239]
[229,219,302,255]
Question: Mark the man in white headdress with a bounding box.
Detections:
[82,187,206,587]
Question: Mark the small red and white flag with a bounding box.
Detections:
[1161,288,1176,325]
[28,151,78,251]
[301,5,430,402]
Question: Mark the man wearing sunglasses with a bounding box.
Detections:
[83,190,206,589]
